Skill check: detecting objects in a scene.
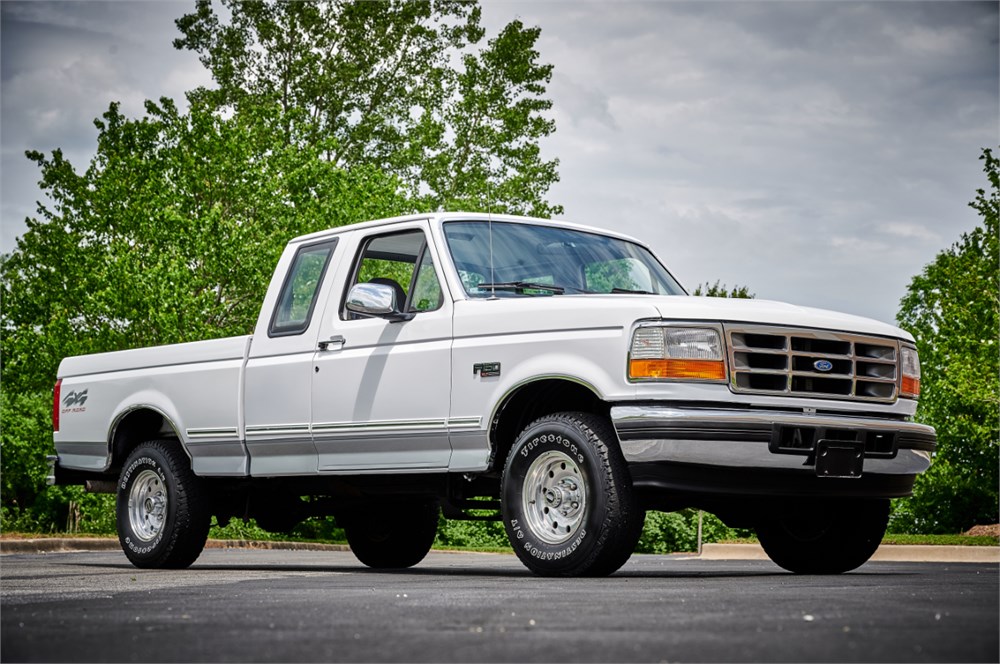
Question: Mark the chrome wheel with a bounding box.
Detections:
[128,469,167,542]
[522,450,587,545]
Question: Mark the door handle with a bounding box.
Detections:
[318,335,346,351]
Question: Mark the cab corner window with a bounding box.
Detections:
[344,230,443,320]
[269,240,337,337]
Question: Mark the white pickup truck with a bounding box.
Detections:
[52,213,935,576]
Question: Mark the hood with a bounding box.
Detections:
[453,294,912,343]
[648,295,912,342]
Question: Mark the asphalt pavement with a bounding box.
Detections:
[1,549,997,663]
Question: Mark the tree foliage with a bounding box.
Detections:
[2,1,564,530]
[891,148,999,533]
[691,280,755,298]
[2,98,405,396]
[174,0,561,216]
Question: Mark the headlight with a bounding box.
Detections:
[629,325,727,381]
[900,345,921,398]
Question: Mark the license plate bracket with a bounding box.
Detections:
[815,440,865,478]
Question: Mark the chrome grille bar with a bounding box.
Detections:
[725,325,899,403]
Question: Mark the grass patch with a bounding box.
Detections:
[432,544,513,554]
[719,534,998,546]
[0,532,114,540]
[880,534,998,547]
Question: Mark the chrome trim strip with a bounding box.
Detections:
[446,417,482,429]
[186,427,239,438]
[246,418,477,438]
[187,427,236,436]
[611,405,935,438]
[312,419,447,433]
[245,424,311,438]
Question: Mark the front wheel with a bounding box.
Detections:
[342,500,439,569]
[755,498,890,574]
[501,412,643,577]
[116,440,210,569]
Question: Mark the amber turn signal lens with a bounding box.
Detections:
[630,358,726,381]
[901,375,920,397]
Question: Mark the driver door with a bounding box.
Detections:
[310,223,454,471]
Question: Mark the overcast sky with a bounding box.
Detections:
[2,1,996,325]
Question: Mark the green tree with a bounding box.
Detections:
[692,280,755,298]
[891,148,999,533]
[174,0,561,216]
[2,98,404,396]
[2,1,565,532]
[0,98,405,527]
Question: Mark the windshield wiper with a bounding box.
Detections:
[476,281,566,295]
[611,287,656,295]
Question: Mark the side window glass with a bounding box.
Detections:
[344,230,443,319]
[269,240,337,337]
[411,245,443,312]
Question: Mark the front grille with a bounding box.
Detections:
[725,325,899,403]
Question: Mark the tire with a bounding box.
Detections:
[116,440,210,569]
[343,500,439,569]
[501,412,643,577]
[755,498,890,574]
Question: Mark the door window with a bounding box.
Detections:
[343,230,443,319]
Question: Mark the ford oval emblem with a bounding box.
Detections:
[813,360,834,373]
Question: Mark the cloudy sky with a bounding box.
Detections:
[2,1,996,325]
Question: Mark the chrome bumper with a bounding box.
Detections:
[611,405,935,476]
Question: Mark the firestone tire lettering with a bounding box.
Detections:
[501,412,643,577]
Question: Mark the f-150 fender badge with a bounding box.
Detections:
[473,362,501,378]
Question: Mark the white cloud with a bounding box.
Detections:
[879,222,944,244]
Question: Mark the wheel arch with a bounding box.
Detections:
[108,405,187,473]
[487,376,611,472]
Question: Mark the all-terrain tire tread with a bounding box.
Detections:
[118,440,210,569]
[502,411,642,577]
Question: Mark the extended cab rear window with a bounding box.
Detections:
[269,239,338,337]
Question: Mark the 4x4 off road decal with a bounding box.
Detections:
[62,389,88,413]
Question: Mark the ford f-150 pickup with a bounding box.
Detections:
[51,213,935,576]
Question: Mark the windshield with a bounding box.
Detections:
[443,221,686,297]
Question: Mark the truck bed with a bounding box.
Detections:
[55,335,252,475]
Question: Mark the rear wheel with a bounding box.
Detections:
[755,498,890,574]
[501,412,643,577]
[343,500,439,569]
[116,440,210,569]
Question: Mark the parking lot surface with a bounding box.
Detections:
[2,549,996,662]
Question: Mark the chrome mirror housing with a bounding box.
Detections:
[346,282,397,317]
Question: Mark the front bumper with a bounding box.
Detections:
[611,405,935,477]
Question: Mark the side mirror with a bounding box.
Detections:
[345,283,413,321]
